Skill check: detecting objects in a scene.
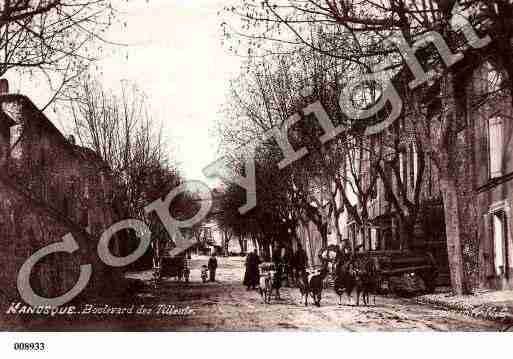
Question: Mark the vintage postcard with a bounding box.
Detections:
[0,0,512,356]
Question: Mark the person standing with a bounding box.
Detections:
[243,249,261,290]
[294,243,308,283]
[272,243,283,299]
[208,252,218,282]
[337,240,352,265]
[282,247,293,287]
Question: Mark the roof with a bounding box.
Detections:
[0,93,112,171]
[0,108,16,127]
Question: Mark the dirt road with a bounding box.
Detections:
[121,256,503,331]
[2,256,505,331]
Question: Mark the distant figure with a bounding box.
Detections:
[294,243,308,284]
[208,253,218,282]
[272,243,283,299]
[243,249,261,290]
[282,247,293,287]
[338,240,352,264]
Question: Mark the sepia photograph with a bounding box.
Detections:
[0,0,512,356]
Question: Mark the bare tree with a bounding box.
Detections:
[68,78,183,267]
[69,79,171,218]
[223,0,513,294]
[0,1,121,108]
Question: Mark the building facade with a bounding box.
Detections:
[467,60,513,290]
[0,89,125,304]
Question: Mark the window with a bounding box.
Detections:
[492,211,508,277]
[10,124,22,159]
[486,61,503,94]
[399,152,406,186]
[366,227,372,251]
[412,145,419,189]
[355,227,364,251]
[348,224,356,250]
[370,228,379,251]
[488,116,504,179]
[407,143,419,190]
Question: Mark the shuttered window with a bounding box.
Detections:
[370,228,379,251]
[492,211,506,276]
[10,124,22,159]
[408,143,419,190]
[399,153,405,185]
[412,145,419,189]
[488,116,504,179]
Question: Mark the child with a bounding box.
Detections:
[200,265,208,283]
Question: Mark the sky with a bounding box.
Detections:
[6,0,241,186]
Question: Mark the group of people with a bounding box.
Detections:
[206,241,354,286]
[243,240,356,289]
[242,243,309,292]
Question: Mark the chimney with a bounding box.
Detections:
[0,79,8,94]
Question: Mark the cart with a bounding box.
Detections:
[161,254,186,280]
[320,246,439,293]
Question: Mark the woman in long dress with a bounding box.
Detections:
[243,249,260,290]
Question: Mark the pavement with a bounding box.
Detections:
[417,289,513,326]
[1,255,510,331]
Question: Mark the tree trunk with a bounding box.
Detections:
[334,211,343,245]
[435,72,471,295]
[320,223,328,249]
[259,236,271,261]
[440,174,468,295]
[305,222,314,267]
[398,219,414,251]
[238,237,246,254]
[251,236,258,254]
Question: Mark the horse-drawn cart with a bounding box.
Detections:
[320,246,439,293]
[152,238,192,285]
[161,255,187,280]
[366,250,439,293]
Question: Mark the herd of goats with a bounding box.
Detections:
[259,255,378,307]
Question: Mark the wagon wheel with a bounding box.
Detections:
[418,270,438,293]
[376,275,389,295]
[421,253,439,293]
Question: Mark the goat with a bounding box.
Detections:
[259,270,276,304]
[334,257,377,306]
[297,265,329,307]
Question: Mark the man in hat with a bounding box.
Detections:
[208,252,218,282]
